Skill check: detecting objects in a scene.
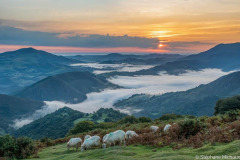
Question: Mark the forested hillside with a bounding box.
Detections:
[16,71,119,103]
[115,71,240,118]
[13,107,127,139]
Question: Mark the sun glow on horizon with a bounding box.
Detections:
[0,0,239,53]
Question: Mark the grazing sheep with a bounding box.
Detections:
[81,136,101,151]
[125,130,139,140]
[67,138,82,150]
[84,135,91,141]
[102,130,125,148]
[163,124,172,132]
[102,134,109,142]
[150,126,159,133]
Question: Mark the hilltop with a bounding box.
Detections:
[16,71,119,103]
[0,47,90,94]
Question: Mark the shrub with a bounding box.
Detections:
[198,116,209,123]
[0,135,16,159]
[222,110,240,122]
[206,116,222,126]
[0,135,37,159]
[14,137,36,159]
[138,117,152,123]
[214,95,240,115]
[156,114,183,121]
[118,116,139,124]
[96,122,116,129]
[40,137,55,147]
[69,121,95,135]
[178,119,205,139]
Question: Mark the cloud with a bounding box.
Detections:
[0,25,159,49]
[12,68,234,129]
[11,104,62,129]
[70,63,155,74]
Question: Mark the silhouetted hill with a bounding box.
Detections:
[184,43,240,70]
[16,71,119,103]
[0,94,44,134]
[114,71,240,118]
[68,53,183,64]
[0,48,89,94]
[102,43,240,77]
[100,55,183,65]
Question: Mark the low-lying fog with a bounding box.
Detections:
[12,67,234,129]
[70,63,155,74]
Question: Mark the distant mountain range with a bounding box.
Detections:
[68,53,184,64]
[1,42,240,136]
[114,70,240,119]
[16,71,119,103]
[13,107,127,139]
[0,47,90,94]
[102,43,240,77]
[99,55,183,65]
[0,94,44,134]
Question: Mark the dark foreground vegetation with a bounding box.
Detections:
[1,96,240,159]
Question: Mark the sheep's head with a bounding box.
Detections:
[81,146,85,152]
[102,143,106,149]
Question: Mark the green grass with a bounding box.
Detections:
[26,140,240,160]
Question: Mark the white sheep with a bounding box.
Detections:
[102,130,125,148]
[102,134,109,142]
[67,138,82,150]
[81,136,101,151]
[125,130,139,140]
[163,124,172,132]
[150,126,159,133]
[84,135,91,141]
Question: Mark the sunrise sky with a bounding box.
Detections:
[0,0,240,54]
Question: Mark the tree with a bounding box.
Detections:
[118,116,139,124]
[69,121,95,135]
[138,117,152,123]
[214,95,240,115]
[92,114,99,121]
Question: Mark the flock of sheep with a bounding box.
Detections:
[67,124,172,152]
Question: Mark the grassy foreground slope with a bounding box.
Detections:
[26,140,240,160]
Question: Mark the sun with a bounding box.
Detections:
[158,44,164,48]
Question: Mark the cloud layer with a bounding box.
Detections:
[0,25,159,49]
[12,68,234,129]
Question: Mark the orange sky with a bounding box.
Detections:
[0,0,240,54]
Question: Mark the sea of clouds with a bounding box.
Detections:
[12,67,234,129]
[70,63,155,74]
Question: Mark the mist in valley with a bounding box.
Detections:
[12,67,234,129]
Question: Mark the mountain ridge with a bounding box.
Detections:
[114,70,240,118]
[101,42,240,77]
[0,47,91,94]
[15,71,119,103]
